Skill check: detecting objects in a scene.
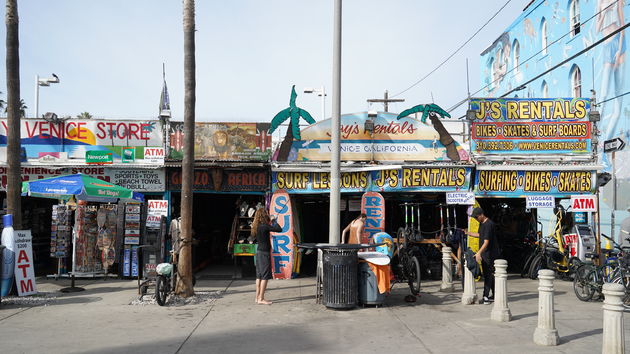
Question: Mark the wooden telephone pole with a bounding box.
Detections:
[367,90,405,112]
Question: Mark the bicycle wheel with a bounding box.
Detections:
[573,265,594,301]
[521,251,537,278]
[396,227,406,250]
[407,256,421,296]
[612,271,630,309]
[529,254,543,280]
[155,275,169,306]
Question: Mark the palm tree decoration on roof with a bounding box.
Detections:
[268,85,316,161]
[397,103,460,161]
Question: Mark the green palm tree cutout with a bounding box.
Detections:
[397,103,460,161]
[268,85,316,161]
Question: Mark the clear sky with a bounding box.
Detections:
[0,0,526,122]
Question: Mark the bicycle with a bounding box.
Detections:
[392,227,422,296]
[155,252,196,306]
[573,234,627,302]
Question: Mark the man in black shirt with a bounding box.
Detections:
[470,207,500,305]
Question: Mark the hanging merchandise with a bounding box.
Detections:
[123,203,142,277]
[51,205,72,259]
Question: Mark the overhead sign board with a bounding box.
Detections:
[474,169,596,197]
[604,137,626,153]
[469,98,591,155]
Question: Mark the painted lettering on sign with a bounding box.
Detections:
[570,195,597,212]
[475,170,595,197]
[270,190,295,279]
[361,192,385,244]
[14,230,37,296]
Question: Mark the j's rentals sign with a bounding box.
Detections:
[469,98,591,155]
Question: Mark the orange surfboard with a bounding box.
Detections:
[361,192,385,244]
[269,189,295,279]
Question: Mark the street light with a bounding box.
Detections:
[35,73,60,118]
[303,86,326,120]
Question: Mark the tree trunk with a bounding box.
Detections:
[429,114,460,162]
[177,0,195,297]
[5,0,22,228]
[277,127,294,162]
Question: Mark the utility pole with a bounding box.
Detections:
[177,0,195,297]
[330,0,342,244]
[5,0,22,229]
[367,90,405,113]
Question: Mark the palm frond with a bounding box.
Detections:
[426,104,451,118]
[396,105,424,120]
[290,109,301,139]
[268,108,291,134]
[289,85,298,108]
[298,108,316,124]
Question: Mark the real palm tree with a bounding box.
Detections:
[397,103,460,161]
[176,0,196,297]
[76,112,92,119]
[5,98,26,117]
[5,0,22,228]
[268,85,316,161]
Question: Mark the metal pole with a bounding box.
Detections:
[329,0,342,244]
[34,75,39,118]
[610,151,623,244]
[321,86,326,119]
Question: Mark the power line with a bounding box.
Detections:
[391,0,514,98]
[447,0,619,113]
[598,90,630,105]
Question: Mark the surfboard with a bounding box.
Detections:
[1,215,16,296]
[269,189,296,279]
[467,201,481,253]
[361,192,385,244]
[358,251,390,265]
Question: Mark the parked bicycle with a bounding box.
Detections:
[392,227,422,296]
[155,253,196,306]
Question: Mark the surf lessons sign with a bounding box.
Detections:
[272,167,472,193]
[269,190,297,279]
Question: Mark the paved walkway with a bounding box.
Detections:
[0,273,628,353]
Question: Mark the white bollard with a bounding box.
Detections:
[602,283,625,354]
[491,259,511,322]
[533,269,559,346]
[461,258,477,305]
[440,246,454,292]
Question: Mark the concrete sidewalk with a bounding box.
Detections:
[0,273,628,354]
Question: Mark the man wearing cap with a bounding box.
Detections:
[468,207,501,305]
[619,206,630,248]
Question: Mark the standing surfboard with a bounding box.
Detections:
[269,190,296,279]
[1,214,16,296]
[467,201,481,253]
[361,192,385,244]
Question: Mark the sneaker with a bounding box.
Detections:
[482,296,493,305]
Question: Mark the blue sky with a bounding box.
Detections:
[0,1,525,122]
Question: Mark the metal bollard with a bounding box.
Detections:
[602,283,625,354]
[461,259,477,305]
[533,269,559,346]
[491,259,511,322]
[440,246,454,292]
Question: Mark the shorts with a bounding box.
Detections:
[256,251,272,280]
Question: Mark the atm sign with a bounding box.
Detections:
[570,195,597,212]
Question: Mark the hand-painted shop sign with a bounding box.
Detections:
[168,122,272,161]
[474,170,595,197]
[525,195,555,209]
[361,192,385,244]
[86,150,113,164]
[272,167,471,193]
[269,190,296,279]
[0,119,163,159]
[168,168,268,192]
[290,112,468,162]
[469,98,591,155]
[108,169,165,192]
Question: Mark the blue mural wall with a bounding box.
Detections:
[479,0,629,241]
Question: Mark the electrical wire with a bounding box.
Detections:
[446,0,620,113]
[391,0,514,98]
[598,90,630,105]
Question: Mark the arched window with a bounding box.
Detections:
[571,65,582,97]
[570,0,581,37]
[541,18,548,55]
[541,80,549,98]
[488,57,495,88]
[513,40,520,74]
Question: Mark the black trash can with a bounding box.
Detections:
[322,247,358,309]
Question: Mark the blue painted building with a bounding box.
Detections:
[479,0,629,242]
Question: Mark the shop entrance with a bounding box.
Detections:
[170,192,265,275]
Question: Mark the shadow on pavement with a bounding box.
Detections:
[561,328,602,343]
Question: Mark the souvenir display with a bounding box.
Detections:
[123,203,142,277]
[50,205,72,258]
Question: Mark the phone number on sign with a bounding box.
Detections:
[475,141,514,151]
